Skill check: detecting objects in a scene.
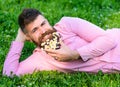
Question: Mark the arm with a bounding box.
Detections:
[55,17,107,42]
[54,17,117,61]
[3,29,27,76]
[3,41,24,76]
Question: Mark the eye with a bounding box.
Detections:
[41,21,46,26]
[32,27,38,33]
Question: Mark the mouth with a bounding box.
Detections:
[38,29,56,44]
[42,34,53,42]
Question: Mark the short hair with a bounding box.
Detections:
[18,8,42,33]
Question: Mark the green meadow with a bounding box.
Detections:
[0,0,120,87]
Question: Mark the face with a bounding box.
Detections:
[25,15,54,46]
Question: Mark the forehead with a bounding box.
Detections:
[25,15,45,32]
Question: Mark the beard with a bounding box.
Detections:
[32,27,57,47]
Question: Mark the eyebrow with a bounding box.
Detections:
[30,20,46,33]
[41,20,46,26]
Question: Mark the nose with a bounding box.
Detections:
[41,28,46,34]
[38,27,45,34]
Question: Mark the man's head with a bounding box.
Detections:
[18,8,55,46]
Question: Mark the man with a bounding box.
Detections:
[3,8,120,76]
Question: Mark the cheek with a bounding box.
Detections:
[30,34,39,42]
[34,35,39,42]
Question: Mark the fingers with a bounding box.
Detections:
[45,49,61,60]
[47,52,60,61]
[47,51,66,61]
[48,53,57,57]
[18,28,24,34]
[45,49,58,54]
[15,28,28,42]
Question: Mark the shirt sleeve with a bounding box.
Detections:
[3,41,24,76]
[76,35,117,61]
[3,41,54,76]
[55,17,117,61]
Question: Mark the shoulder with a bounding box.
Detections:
[56,16,81,24]
[60,16,79,21]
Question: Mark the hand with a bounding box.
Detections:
[15,28,31,42]
[45,41,80,61]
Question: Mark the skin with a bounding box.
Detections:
[15,15,80,61]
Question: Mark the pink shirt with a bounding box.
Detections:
[3,17,120,76]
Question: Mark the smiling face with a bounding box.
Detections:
[25,15,55,46]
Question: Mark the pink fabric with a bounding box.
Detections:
[3,17,120,76]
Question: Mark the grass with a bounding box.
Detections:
[0,0,120,87]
